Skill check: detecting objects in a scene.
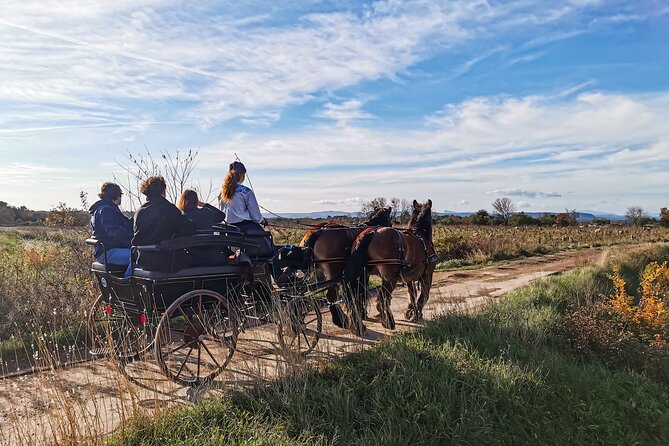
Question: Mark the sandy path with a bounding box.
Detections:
[0,247,612,445]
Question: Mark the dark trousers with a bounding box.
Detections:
[234,220,265,234]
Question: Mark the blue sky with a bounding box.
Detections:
[1,0,668,214]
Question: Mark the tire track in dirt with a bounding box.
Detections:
[0,246,616,445]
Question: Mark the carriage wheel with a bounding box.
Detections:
[87,294,151,360]
[277,296,322,359]
[154,290,238,386]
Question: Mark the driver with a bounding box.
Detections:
[218,161,266,233]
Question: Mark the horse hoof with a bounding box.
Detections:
[381,313,396,330]
[405,308,414,320]
[351,322,367,337]
[330,306,349,329]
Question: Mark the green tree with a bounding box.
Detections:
[470,209,491,225]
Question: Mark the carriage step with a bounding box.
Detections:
[89,347,111,356]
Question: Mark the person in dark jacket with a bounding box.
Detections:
[89,182,132,267]
[177,189,226,231]
[133,176,197,272]
[177,189,229,266]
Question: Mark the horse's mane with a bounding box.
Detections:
[363,207,392,227]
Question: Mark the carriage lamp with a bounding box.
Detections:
[140,313,147,325]
[105,305,111,315]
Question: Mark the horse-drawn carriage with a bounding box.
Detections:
[86,199,436,387]
[86,225,327,386]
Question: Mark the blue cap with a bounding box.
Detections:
[229,161,246,173]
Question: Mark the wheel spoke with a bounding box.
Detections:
[178,306,201,333]
[196,346,201,379]
[165,342,188,357]
[200,341,222,369]
[301,328,311,346]
[175,347,193,380]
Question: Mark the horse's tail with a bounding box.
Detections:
[300,221,337,248]
[344,227,376,309]
[300,228,321,249]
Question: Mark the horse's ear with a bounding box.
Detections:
[425,199,432,209]
[413,200,420,210]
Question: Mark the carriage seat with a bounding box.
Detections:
[211,224,274,258]
[91,261,127,274]
[132,264,250,280]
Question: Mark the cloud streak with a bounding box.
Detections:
[486,189,562,198]
[0,0,622,130]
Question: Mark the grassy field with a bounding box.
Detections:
[106,245,669,446]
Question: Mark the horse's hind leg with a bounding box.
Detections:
[321,265,349,329]
[379,276,397,330]
[405,281,418,320]
[414,268,435,322]
[345,275,368,337]
[328,285,349,328]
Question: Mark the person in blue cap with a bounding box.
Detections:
[88,182,132,267]
[219,161,266,233]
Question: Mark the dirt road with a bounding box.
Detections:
[0,247,612,445]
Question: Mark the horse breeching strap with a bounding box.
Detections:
[365,228,437,270]
[310,225,357,266]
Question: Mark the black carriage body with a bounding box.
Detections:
[92,264,250,322]
[86,231,325,385]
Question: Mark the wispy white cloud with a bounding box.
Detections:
[312,197,364,208]
[0,0,622,131]
[315,100,373,125]
[486,189,562,198]
[0,163,76,185]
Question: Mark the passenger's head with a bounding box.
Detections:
[177,189,198,212]
[98,182,123,204]
[140,176,167,199]
[221,161,247,203]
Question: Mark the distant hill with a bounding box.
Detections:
[267,209,653,222]
[265,210,363,219]
[440,210,630,222]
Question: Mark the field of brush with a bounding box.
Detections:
[1,225,667,369]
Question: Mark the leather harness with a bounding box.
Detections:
[311,225,358,265]
[364,227,438,271]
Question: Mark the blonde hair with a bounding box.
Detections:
[221,170,243,202]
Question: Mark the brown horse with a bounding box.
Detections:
[345,200,436,335]
[300,207,393,329]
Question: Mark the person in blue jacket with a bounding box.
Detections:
[88,182,132,267]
